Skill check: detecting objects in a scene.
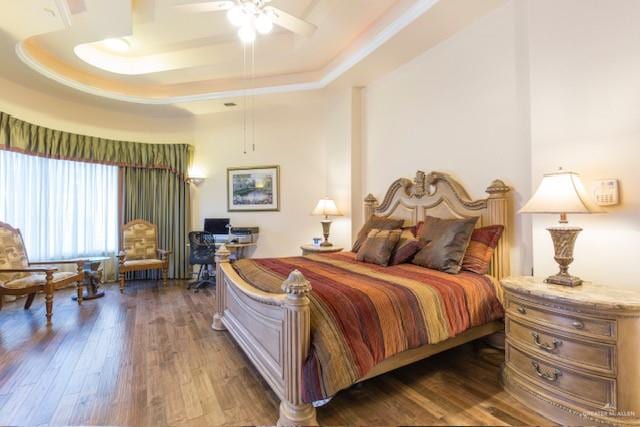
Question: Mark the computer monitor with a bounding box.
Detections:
[204,218,230,235]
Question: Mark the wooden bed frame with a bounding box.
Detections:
[212,171,511,426]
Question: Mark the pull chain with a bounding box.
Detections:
[242,43,248,154]
[252,40,256,152]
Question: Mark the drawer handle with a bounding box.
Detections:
[531,332,562,352]
[517,306,527,315]
[531,361,562,382]
[572,320,585,329]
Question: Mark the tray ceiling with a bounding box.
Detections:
[0,0,506,111]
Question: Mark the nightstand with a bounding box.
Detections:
[300,245,344,256]
[501,276,640,426]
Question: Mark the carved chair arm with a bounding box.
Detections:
[117,251,126,263]
[30,260,85,267]
[0,267,58,273]
[157,249,172,259]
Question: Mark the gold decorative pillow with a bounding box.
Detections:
[356,228,402,266]
[413,216,478,274]
[352,216,404,252]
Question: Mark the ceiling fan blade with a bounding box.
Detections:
[172,1,235,13]
[265,6,317,38]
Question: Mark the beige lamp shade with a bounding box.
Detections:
[312,198,342,217]
[520,170,604,214]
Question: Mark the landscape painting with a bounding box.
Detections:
[227,166,280,212]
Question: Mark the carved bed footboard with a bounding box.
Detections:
[212,246,317,426]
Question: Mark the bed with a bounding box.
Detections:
[212,171,511,426]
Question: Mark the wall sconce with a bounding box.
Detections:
[187,166,206,186]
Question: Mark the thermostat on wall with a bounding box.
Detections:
[593,179,619,206]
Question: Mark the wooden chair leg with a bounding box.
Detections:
[76,281,83,305]
[24,293,36,309]
[162,266,168,287]
[119,271,125,294]
[45,273,54,325]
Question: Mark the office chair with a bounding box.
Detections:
[188,231,216,292]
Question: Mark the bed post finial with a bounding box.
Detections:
[485,180,511,280]
[212,245,231,331]
[279,270,317,427]
[364,193,378,220]
[486,179,510,197]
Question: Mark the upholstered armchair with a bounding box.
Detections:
[118,219,171,293]
[0,221,85,325]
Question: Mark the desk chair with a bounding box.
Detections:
[188,231,216,291]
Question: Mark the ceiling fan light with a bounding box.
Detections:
[238,25,256,44]
[102,37,130,52]
[227,5,247,27]
[254,13,273,34]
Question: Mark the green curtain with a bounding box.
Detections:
[122,167,191,279]
[1,110,193,280]
[0,111,190,177]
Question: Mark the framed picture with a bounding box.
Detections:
[227,165,280,212]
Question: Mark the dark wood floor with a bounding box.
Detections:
[0,281,551,426]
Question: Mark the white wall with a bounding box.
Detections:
[528,0,640,288]
[191,89,355,258]
[363,0,533,275]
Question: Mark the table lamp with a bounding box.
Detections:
[312,197,343,247]
[520,168,604,287]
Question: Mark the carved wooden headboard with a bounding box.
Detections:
[363,171,511,280]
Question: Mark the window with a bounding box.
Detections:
[0,150,118,261]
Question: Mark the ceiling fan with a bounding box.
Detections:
[172,0,317,42]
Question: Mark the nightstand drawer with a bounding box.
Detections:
[506,297,616,340]
[506,342,616,410]
[506,318,615,375]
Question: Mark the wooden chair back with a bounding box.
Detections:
[0,221,30,284]
[122,219,158,260]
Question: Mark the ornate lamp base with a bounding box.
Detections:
[545,226,583,287]
[320,219,333,247]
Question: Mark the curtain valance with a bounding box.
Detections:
[0,111,192,177]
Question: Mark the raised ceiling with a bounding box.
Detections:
[0,0,506,113]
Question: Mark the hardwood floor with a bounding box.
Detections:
[0,281,551,426]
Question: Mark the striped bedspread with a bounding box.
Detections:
[232,252,504,403]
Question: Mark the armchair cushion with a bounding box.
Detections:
[122,221,158,260]
[2,271,77,290]
[0,225,30,284]
[123,258,165,268]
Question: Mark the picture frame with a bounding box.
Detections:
[227,165,280,212]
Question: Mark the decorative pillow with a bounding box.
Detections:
[356,228,403,266]
[413,216,478,274]
[390,229,426,265]
[352,215,404,252]
[461,225,504,274]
